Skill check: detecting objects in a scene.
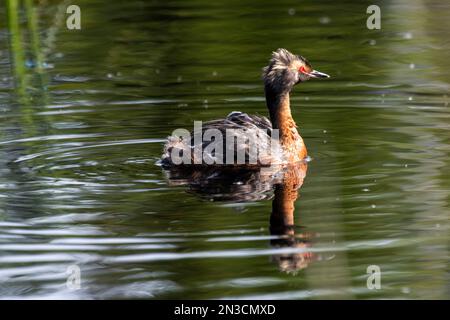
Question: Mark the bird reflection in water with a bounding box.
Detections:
[268,163,316,273]
[163,161,317,273]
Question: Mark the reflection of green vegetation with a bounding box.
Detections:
[24,0,44,74]
[6,0,27,99]
[6,0,52,133]
[3,0,54,224]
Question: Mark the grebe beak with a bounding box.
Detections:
[308,70,330,79]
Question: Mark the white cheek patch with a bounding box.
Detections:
[298,72,310,82]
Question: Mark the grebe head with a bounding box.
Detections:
[262,48,329,94]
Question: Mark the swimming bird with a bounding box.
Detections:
[161,48,329,167]
[160,50,328,272]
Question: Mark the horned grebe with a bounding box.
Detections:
[161,48,329,167]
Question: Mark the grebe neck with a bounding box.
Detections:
[265,86,298,146]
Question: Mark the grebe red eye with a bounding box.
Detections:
[299,66,306,73]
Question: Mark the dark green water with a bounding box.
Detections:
[0,0,449,299]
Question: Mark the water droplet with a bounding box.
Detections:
[319,16,331,24]
[409,63,415,69]
[402,32,413,40]
[362,188,370,192]
[408,96,413,101]
[288,8,296,15]
[323,130,327,134]
[177,75,183,82]
[401,287,411,294]
[106,73,113,79]
[371,204,376,209]
[212,71,218,76]
[369,39,376,46]
[42,62,54,69]
[25,59,35,68]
